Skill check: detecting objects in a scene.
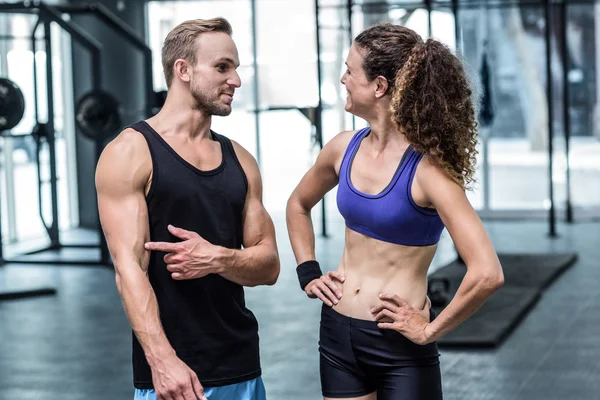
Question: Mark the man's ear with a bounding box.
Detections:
[174,59,191,83]
[374,76,389,98]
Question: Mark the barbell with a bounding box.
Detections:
[75,89,122,141]
[0,76,167,140]
[76,89,167,140]
[0,78,26,132]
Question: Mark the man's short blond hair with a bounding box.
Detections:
[161,17,233,87]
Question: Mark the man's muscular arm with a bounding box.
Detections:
[216,140,280,286]
[96,129,205,400]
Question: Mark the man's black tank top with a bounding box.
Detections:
[129,121,260,389]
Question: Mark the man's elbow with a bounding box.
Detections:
[265,256,280,286]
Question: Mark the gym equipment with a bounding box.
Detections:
[478,0,494,214]
[313,0,328,237]
[559,0,573,222]
[0,2,112,267]
[0,78,25,131]
[0,78,57,302]
[0,287,57,301]
[427,277,450,308]
[75,89,165,141]
[76,90,122,141]
[0,2,166,268]
[430,253,578,348]
[479,46,494,128]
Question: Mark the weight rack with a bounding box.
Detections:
[0,1,156,270]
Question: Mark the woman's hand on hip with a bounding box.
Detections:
[371,293,434,345]
[305,271,345,306]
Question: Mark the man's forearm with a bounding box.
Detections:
[115,262,175,365]
[216,243,279,287]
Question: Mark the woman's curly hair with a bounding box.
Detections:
[354,24,478,190]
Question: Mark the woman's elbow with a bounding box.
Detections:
[480,264,504,292]
[286,194,311,218]
[468,262,503,293]
[286,198,300,223]
[286,193,298,214]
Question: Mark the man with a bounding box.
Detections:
[95,18,280,400]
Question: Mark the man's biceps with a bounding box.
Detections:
[244,209,274,235]
[245,170,264,199]
[243,195,266,215]
[100,207,145,234]
[243,208,275,245]
[104,233,148,269]
[243,230,275,250]
[101,205,149,245]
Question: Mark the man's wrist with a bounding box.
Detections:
[215,246,235,274]
[423,323,438,343]
[145,343,177,367]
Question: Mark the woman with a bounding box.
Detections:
[286,24,504,400]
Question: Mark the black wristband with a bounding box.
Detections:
[297,260,323,291]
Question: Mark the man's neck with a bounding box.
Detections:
[148,98,213,140]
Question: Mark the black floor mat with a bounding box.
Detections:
[6,247,104,265]
[0,288,57,301]
[430,253,578,348]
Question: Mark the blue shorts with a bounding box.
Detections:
[134,377,266,400]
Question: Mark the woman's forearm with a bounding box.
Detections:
[286,199,317,264]
[425,267,504,341]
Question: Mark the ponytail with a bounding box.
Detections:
[389,39,478,190]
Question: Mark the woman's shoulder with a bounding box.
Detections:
[324,128,365,154]
[414,153,463,193]
[314,129,363,172]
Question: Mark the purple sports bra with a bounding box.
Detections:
[336,127,445,246]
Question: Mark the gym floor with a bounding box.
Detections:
[0,216,598,400]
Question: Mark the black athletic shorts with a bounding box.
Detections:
[319,305,443,399]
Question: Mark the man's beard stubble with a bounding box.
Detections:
[191,86,232,117]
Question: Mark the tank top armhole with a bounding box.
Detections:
[216,133,249,198]
[127,122,158,202]
[406,153,438,216]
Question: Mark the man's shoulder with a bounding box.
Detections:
[97,128,152,178]
[108,127,148,150]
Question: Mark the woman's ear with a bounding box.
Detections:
[374,76,389,98]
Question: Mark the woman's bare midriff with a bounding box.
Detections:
[331,228,437,321]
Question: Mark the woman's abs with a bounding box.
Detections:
[331,229,437,320]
